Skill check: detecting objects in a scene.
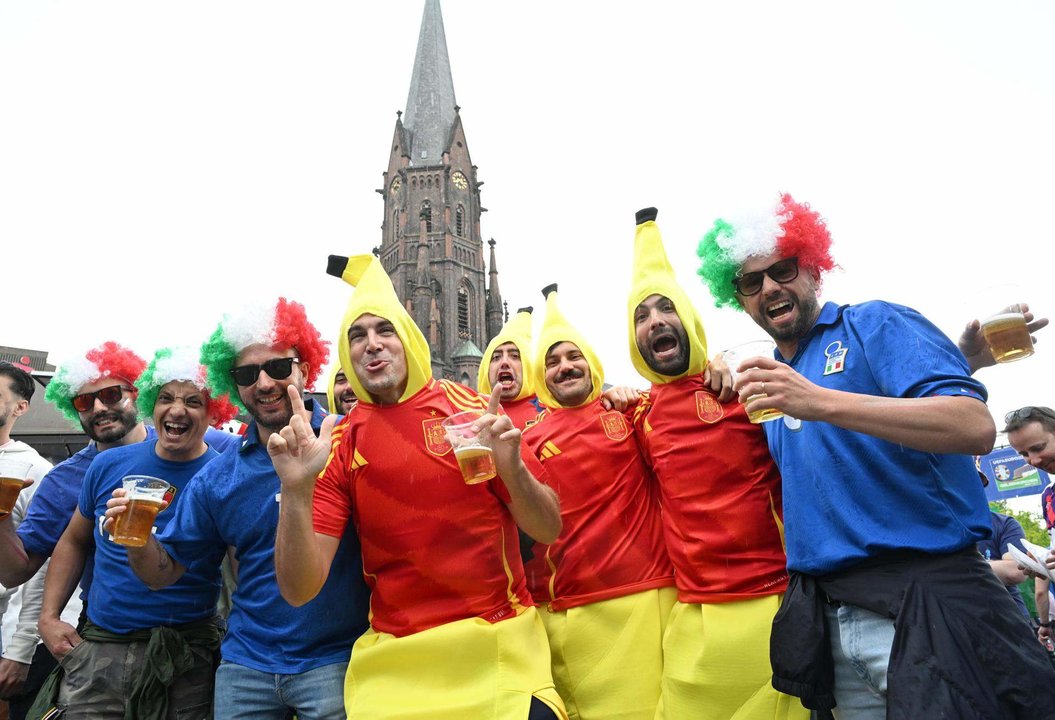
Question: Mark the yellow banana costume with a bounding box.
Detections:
[325,254,569,720]
[328,253,432,404]
[534,284,603,409]
[627,209,708,385]
[324,364,343,415]
[624,212,806,720]
[478,306,537,400]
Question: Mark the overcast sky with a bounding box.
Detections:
[1,0,1052,435]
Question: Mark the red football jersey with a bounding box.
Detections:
[632,374,789,603]
[501,395,543,430]
[314,379,538,637]
[522,399,674,611]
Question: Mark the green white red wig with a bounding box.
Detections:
[200,298,328,410]
[697,193,835,310]
[44,341,147,425]
[136,347,238,428]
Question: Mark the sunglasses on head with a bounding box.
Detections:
[71,385,134,413]
[1004,406,1055,425]
[733,257,800,297]
[229,357,300,387]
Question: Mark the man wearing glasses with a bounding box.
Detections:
[0,342,149,593]
[697,194,1055,718]
[625,210,801,720]
[117,299,369,720]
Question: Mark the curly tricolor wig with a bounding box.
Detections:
[200,298,328,410]
[136,347,238,428]
[697,193,835,310]
[44,342,147,425]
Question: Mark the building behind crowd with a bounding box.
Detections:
[376,0,506,389]
[2,345,88,463]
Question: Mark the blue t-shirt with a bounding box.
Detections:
[17,426,234,599]
[77,441,222,633]
[978,512,1030,619]
[764,301,992,574]
[19,427,155,599]
[157,401,370,674]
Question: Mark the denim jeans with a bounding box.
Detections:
[214,660,347,720]
[824,603,895,720]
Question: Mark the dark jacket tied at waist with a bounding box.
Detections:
[770,547,1055,720]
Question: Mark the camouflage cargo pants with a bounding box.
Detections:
[54,637,214,719]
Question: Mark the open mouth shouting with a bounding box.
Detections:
[497,370,516,388]
[765,297,795,323]
[162,421,190,439]
[649,329,681,362]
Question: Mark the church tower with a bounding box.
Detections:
[377,0,504,388]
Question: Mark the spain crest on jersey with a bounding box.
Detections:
[695,391,723,423]
[422,418,452,456]
[600,410,630,441]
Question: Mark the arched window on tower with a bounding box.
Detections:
[420,200,432,233]
[455,205,464,237]
[457,286,470,338]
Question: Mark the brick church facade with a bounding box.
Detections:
[376,0,504,389]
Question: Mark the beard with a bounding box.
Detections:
[81,405,139,444]
[639,325,690,377]
[761,292,821,345]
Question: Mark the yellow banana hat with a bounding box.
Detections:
[327,254,432,404]
[534,284,604,409]
[325,363,341,414]
[627,207,708,385]
[477,306,536,400]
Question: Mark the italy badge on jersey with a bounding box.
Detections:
[823,341,848,376]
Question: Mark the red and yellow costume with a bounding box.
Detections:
[520,286,675,720]
[479,306,544,429]
[626,215,806,720]
[315,254,567,720]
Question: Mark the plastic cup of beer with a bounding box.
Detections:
[442,411,497,485]
[0,459,32,514]
[723,340,783,424]
[981,307,1034,363]
[112,475,170,547]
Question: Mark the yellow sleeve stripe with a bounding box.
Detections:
[439,380,488,411]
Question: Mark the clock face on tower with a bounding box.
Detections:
[451,171,468,190]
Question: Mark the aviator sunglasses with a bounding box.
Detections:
[229,357,300,387]
[732,257,800,297]
[71,385,134,413]
[1004,406,1055,426]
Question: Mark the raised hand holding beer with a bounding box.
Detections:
[960,302,1048,372]
[469,391,524,483]
[0,458,34,516]
[103,483,171,537]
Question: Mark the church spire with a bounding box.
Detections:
[486,238,504,339]
[403,0,457,167]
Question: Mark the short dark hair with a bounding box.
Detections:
[0,363,34,402]
[1004,406,1055,434]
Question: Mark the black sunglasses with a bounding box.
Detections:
[229,357,300,387]
[1004,406,1055,425]
[733,257,799,297]
[71,385,134,413]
